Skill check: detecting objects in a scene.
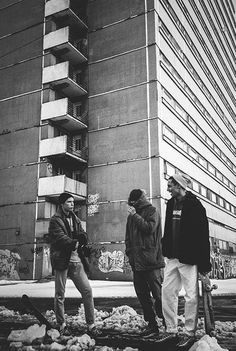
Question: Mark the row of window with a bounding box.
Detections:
[163,124,236,200]
[164,161,236,216]
[177,0,236,93]
[160,52,236,158]
[210,237,236,253]
[162,88,236,177]
[198,0,236,75]
[190,0,236,113]
[159,19,236,138]
[160,0,236,122]
[207,0,236,67]
[215,0,236,55]
[218,0,236,45]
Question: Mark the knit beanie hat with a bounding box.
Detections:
[171,174,188,190]
[128,189,143,204]
[58,192,74,204]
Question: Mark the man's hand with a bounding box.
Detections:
[199,271,209,277]
[128,206,136,215]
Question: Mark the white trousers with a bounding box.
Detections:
[162,258,198,335]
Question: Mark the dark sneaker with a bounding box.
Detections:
[140,324,159,338]
[176,335,195,349]
[58,322,70,336]
[87,325,102,337]
[156,332,179,344]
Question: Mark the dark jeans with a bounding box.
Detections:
[133,269,164,326]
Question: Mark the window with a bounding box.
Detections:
[199,156,207,168]
[221,153,227,162]
[197,127,206,141]
[206,138,214,148]
[211,193,217,203]
[219,197,224,207]
[214,145,221,156]
[225,202,230,211]
[175,103,185,119]
[226,159,233,168]
[73,103,82,117]
[200,185,207,197]
[74,136,82,150]
[216,170,223,181]
[219,240,223,249]
[208,163,215,175]
[188,117,197,131]
[205,112,212,123]
[163,125,174,141]
[189,148,197,159]
[223,177,229,186]
[163,89,173,105]
[176,136,187,151]
[229,182,235,192]
[192,180,199,192]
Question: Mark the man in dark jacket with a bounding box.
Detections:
[160,175,211,349]
[125,189,165,337]
[48,192,99,335]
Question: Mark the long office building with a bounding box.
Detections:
[0,0,235,280]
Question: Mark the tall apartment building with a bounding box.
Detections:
[0,0,236,280]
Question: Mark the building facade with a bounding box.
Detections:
[0,0,235,280]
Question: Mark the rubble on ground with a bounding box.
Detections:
[0,305,235,350]
[189,334,229,351]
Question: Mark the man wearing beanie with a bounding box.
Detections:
[159,174,211,348]
[48,192,99,336]
[125,189,165,337]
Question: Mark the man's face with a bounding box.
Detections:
[62,197,74,212]
[167,180,181,198]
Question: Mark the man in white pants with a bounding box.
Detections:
[158,174,211,349]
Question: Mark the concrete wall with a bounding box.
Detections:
[88,0,145,30]
[0,0,44,279]
[87,1,160,279]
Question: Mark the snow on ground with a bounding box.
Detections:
[0,279,235,298]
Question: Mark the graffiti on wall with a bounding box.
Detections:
[98,250,125,273]
[87,193,100,216]
[210,249,236,279]
[0,249,21,280]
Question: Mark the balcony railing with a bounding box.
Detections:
[41,98,87,131]
[68,100,88,125]
[40,135,88,163]
[45,0,87,30]
[42,61,87,98]
[67,138,88,159]
[38,175,87,200]
[44,26,87,64]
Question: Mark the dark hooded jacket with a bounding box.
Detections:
[125,194,165,271]
[161,191,211,273]
[48,207,89,272]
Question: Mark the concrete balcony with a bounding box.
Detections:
[38,175,87,200]
[45,0,87,30]
[42,61,87,98]
[41,98,87,131]
[39,135,88,163]
[44,27,87,65]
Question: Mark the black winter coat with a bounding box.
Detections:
[48,208,89,272]
[125,195,165,271]
[161,191,211,273]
